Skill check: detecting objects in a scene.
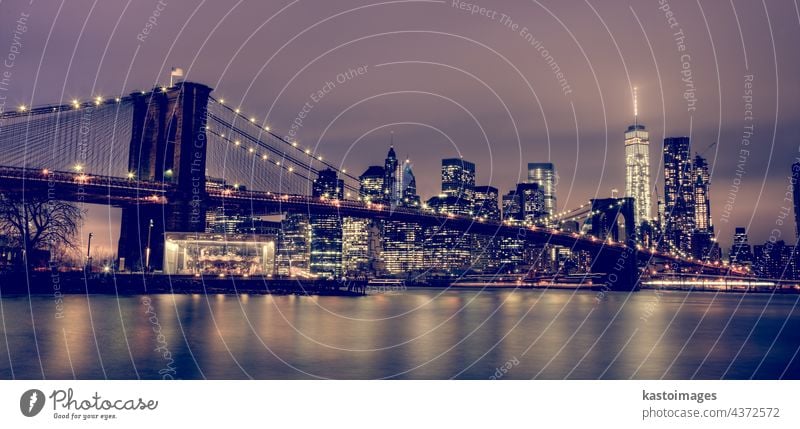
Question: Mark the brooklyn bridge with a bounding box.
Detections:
[0,82,740,291]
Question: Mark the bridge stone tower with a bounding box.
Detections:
[117,82,212,271]
[588,197,640,291]
[589,197,636,243]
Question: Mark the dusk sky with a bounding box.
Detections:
[2,0,800,254]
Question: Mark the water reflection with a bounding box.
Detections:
[0,289,798,379]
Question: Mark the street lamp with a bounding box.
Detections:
[145,219,154,272]
[86,232,94,272]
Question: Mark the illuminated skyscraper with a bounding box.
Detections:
[516,182,546,223]
[359,165,384,203]
[276,213,310,277]
[729,227,753,266]
[382,220,423,275]
[473,186,500,221]
[624,87,652,228]
[400,161,420,207]
[663,137,694,254]
[312,168,344,200]
[693,155,711,233]
[381,140,420,209]
[502,190,521,222]
[690,154,718,260]
[310,169,344,278]
[423,167,476,273]
[527,163,556,217]
[309,214,342,278]
[383,145,400,205]
[342,217,372,277]
[441,158,476,205]
[384,162,423,275]
[471,186,502,273]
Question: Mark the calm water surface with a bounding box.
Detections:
[1,288,799,379]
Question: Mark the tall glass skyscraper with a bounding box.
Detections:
[730,227,753,265]
[383,145,401,205]
[276,213,310,277]
[342,217,372,277]
[310,169,344,278]
[441,158,476,205]
[382,144,419,208]
[502,189,521,222]
[624,88,652,228]
[693,155,711,233]
[382,220,423,275]
[473,185,500,221]
[378,146,423,275]
[527,163,556,217]
[516,182,546,223]
[663,137,694,254]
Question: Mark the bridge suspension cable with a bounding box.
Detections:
[207,97,359,195]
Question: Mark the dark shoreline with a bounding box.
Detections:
[0,272,366,296]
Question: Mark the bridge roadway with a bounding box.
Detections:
[0,167,739,276]
[0,166,167,206]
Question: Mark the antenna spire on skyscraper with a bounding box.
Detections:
[633,86,639,126]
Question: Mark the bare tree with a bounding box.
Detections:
[0,193,84,254]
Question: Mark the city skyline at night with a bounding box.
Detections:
[2,1,799,255]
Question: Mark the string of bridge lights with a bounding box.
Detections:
[209,96,360,185]
[205,125,362,198]
[10,88,342,176]
[204,115,357,196]
[9,88,360,194]
[9,94,125,117]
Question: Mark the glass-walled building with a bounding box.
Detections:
[527,163,556,218]
[163,233,276,276]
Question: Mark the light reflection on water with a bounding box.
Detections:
[0,288,798,379]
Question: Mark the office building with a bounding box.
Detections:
[276,213,311,277]
[382,220,423,275]
[342,217,373,277]
[753,240,796,279]
[309,214,342,278]
[383,145,401,205]
[312,168,344,200]
[663,136,694,254]
[527,162,556,217]
[516,182,546,223]
[693,155,712,233]
[205,205,246,234]
[310,169,344,278]
[441,157,476,205]
[423,224,472,274]
[473,185,500,221]
[502,190,521,222]
[729,227,753,266]
[359,165,384,203]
